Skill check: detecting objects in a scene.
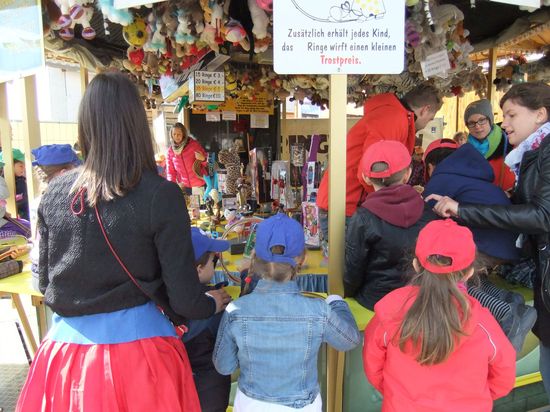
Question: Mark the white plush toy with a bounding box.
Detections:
[247,0,269,40]
[54,0,96,41]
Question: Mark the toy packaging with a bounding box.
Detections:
[302,202,320,248]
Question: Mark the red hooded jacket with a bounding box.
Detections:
[317,94,416,216]
[166,138,207,188]
[363,286,516,412]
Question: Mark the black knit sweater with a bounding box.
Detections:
[38,170,215,324]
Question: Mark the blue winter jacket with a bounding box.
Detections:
[424,143,519,261]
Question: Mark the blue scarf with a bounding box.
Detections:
[468,134,490,157]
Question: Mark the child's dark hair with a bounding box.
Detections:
[397,255,473,366]
[424,139,457,168]
[241,246,305,296]
[195,251,212,267]
[368,162,411,187]
[500,82,550,115]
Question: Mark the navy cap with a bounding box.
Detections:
[255,213,305,267]
[191,227,230,261]
[32,144,81,166]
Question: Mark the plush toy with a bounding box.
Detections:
[53,0,96,40]
[247,0,269,40]
[123,17,148,47]
[224,209,240,229]
[96,0,133,26]
[176,10,197,45]
[199,0,224,52]
[255,0,272,12]
[218,147,241,195]
[225,18,250,51]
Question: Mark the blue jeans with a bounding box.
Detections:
[540,343,550,403]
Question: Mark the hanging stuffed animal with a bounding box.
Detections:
[123,17,148,47]
[225,18,251,51]
[218,147,241,195]
[96,0,133,27]
[53,0,96,40]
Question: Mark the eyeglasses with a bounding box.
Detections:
[212,254,219,267]
[466,117,489,129]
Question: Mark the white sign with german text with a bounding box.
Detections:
[189,71,225,103]
[273,0,405,74]
[420,50,451,79]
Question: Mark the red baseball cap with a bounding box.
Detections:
[422,139,458,163]
[359,140,411,179]
[415,219,476,274]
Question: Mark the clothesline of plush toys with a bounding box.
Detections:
[43,0,549,107]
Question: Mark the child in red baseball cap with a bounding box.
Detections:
[345,140,436,310]
[364,219,516,411]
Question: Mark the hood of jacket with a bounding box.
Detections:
[363,93,410,121]
[362,184,424,228]
[431,143,495,183]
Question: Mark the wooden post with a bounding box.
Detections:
[487,48,498,105]
[326,73,347,412]
[80,66,89,95]
[0,83,17,216]
[281,98,287,159]
[20,76,41,202]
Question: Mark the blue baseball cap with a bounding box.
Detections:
[191,227,230,260]
[255,213,305,267]
[32,144,81,166]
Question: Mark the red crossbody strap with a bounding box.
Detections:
[93,203,188,336]
[94,205,150,299]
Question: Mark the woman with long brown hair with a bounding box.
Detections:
[16,72,231,411]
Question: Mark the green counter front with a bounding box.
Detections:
[222,281,544,412]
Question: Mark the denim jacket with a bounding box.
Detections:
[213,279,361,408]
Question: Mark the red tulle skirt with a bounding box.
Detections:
[16,336,201,412]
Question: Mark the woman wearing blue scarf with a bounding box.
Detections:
[465,99,516,192]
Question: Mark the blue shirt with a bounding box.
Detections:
[48,302,176,344]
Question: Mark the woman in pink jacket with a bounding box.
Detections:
[166,123,207,193]
[363,219,516,412]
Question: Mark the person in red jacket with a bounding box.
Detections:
[363,219,516,412]
[166,123,207,194]
[317,83,442,242]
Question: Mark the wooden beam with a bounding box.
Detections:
[487,48,498,104]
[326,73,347,412]
[20,76,41,202]
[0,83,16,216]
[80,67,89,95]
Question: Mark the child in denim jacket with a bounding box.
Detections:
[213,213,361,411]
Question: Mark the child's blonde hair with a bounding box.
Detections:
[398,255,473,366]
[242,246,305,295]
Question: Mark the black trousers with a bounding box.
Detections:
[185,329,231,412]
